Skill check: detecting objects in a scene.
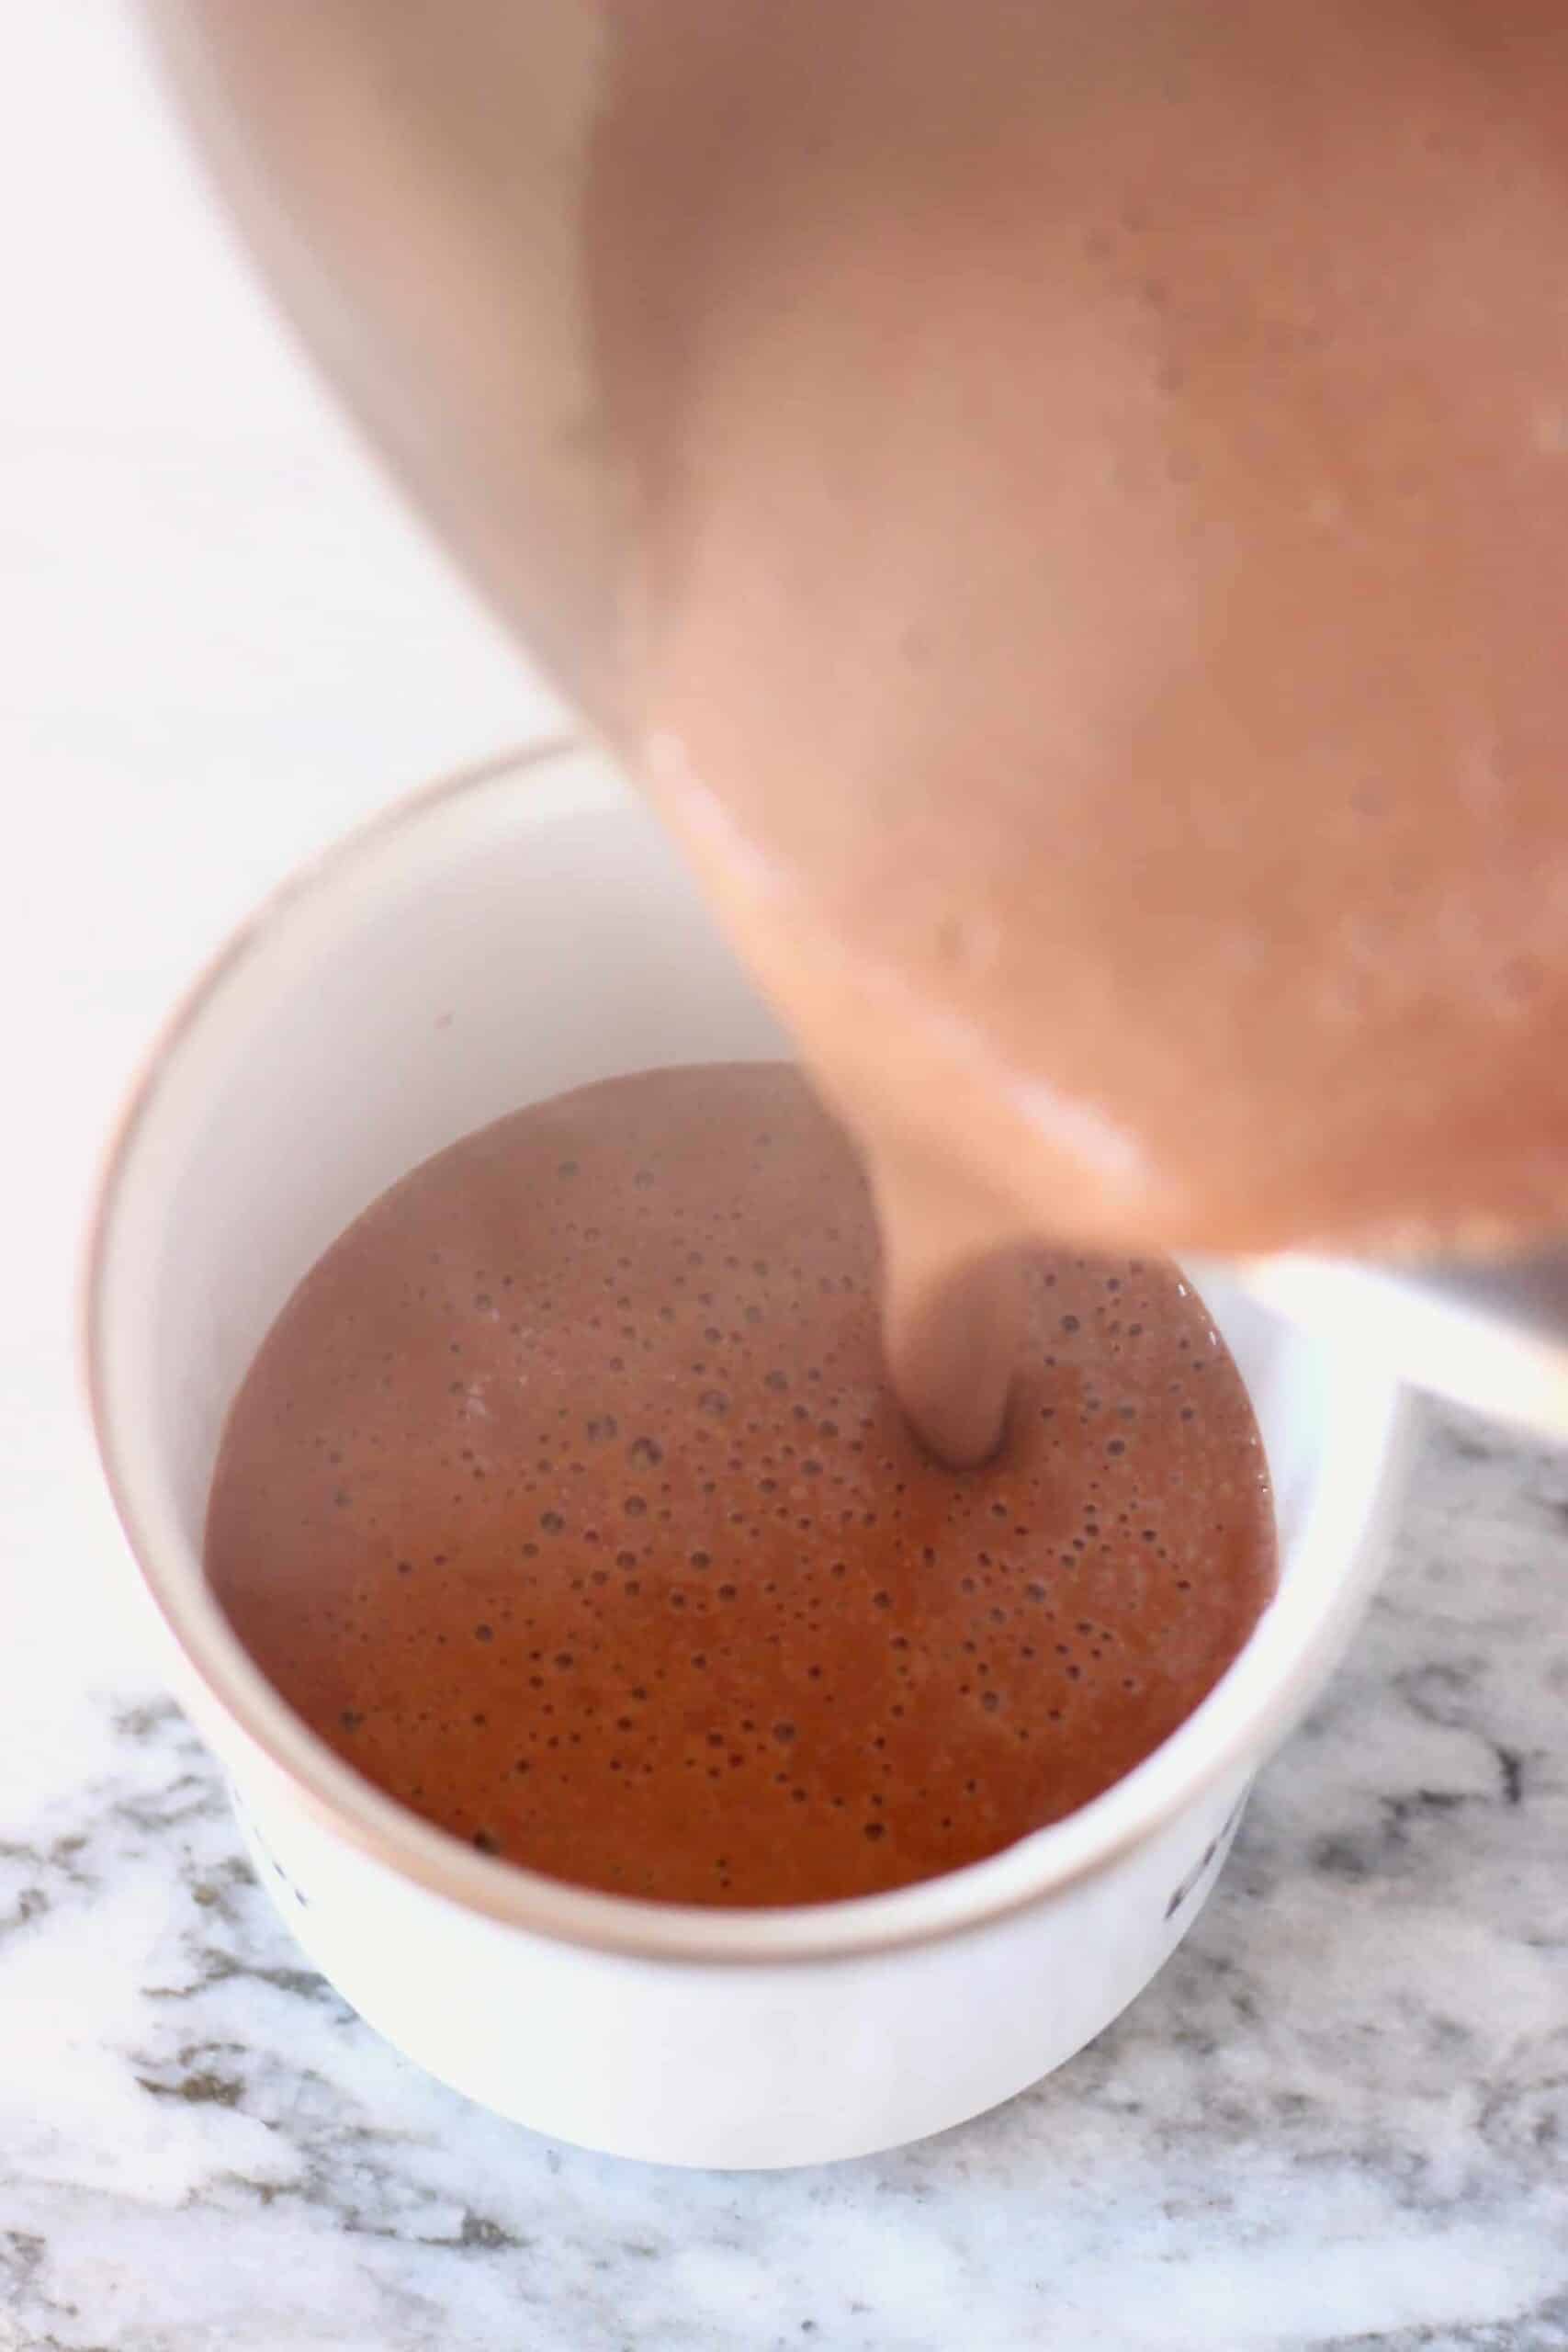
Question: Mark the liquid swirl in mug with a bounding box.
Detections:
[206,1065,1274,1907]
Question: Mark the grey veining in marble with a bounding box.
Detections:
[1,1402,1565,2351]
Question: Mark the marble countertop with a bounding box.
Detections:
[3,13,1566,2347]
[4,1403,1566,2351]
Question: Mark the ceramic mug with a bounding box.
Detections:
[85,741,1409,2167]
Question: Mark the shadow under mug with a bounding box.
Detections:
[85,741,1410,2167]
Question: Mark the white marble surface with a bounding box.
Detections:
[3,1401,1568,2352]
[3,12,1567,2349]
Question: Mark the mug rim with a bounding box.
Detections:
[83,741,1410,1966]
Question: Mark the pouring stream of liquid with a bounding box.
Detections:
[141,0,1568,1452]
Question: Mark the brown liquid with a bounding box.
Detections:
[148,0,1568,1295]
[207,1065,1274,1907]
[592,0,1568,1276]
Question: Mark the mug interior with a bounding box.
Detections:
[86,743,1407,1962]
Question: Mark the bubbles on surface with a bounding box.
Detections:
[206,1065,1274,1909]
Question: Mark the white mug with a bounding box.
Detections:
[85,742,1410,2167]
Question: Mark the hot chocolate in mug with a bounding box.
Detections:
[85,742,1408,2167]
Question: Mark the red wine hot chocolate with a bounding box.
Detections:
[207,1064,1275,1906]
